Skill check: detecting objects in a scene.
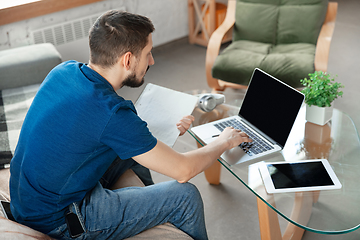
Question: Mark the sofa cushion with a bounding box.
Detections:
[0,216,54,240]
[0,43,62,90]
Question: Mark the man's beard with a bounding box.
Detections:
[122,73,144,88]
[122,66,150,88]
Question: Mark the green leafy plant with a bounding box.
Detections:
[300,71,344,107]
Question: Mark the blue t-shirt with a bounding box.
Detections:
[9,61,157,233]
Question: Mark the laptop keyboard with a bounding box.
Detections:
[214,119,274,156]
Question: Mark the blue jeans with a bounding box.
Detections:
[47,158,208,240]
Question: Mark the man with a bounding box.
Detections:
[10,10,251,240]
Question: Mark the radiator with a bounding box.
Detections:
[31,8,125,63]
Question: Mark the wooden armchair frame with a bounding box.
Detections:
[205,0,338,91]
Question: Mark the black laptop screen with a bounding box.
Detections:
[238,69,304,147]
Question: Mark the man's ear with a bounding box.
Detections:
[121,51,133,71]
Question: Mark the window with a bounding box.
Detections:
[0,0,102,26]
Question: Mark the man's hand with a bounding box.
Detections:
[217,127,252,149]
[176,115,195,136]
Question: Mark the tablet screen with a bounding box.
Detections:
[267,161,334,189]
[259,159,342,193]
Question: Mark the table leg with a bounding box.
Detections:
[204,160,221,185]
[196,141,221,185]
[257,197,282,240]
[312,190,320,203]
[282,192,314,240]
[257,190,316,240]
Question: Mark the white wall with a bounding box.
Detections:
[0,0,188,54]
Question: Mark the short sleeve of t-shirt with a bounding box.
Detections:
[100,101,157,160]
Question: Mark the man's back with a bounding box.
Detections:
[9,61,156,233]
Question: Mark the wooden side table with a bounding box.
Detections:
[188,0,232,47]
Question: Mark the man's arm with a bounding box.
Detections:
[133,127,251,183]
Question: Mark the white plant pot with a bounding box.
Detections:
[305,105,333,126]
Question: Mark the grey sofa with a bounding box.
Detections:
[0,43,191,239]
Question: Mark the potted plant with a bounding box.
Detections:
[300,71,344,126]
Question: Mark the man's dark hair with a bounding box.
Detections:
[89,10,155,67]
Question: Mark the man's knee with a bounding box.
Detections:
[169,181,203,205]
[181,182,201,198]
[165,182,207,238]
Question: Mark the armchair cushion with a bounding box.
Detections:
[213,40,315,87]
[234,2,278,44]
[260,43,316,87]
[212,0,328,88]
[212,40,272,83]
[277,1,327,45]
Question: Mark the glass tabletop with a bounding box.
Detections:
[188,90,360,234]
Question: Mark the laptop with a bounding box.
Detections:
[190,68,305,165]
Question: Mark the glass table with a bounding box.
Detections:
[188,90,360,240]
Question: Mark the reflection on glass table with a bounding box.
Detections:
[188,90,360,240]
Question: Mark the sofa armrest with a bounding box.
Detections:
[0,43,62,90]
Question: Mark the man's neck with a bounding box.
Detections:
[88,62,124,91]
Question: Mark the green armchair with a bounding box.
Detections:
[206,0,338,90]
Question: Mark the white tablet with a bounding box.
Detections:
[258,159,342,194]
